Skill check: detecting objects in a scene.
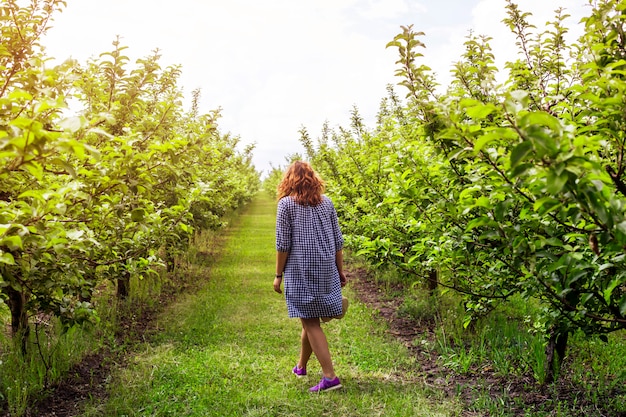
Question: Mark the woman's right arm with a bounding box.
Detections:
[336,250,347,287]
[275,198,291,294]
[274,251,289,293]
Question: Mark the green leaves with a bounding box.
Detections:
[510,141,533,170]
[58,116,86,133]
[130,208,145,222]
[0,0,260,355]
[545,168,569,194]
[461,99,498,121]
[385,24,438,101]
[1,235,22,251]
[0,251,15,265]
[301,2,626,370]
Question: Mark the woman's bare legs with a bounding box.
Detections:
[298,327,313,370]
[299,318,336,379]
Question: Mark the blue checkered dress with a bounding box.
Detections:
[276,195,344,318]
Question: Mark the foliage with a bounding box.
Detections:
[0,0,259,411]
[302,0,626,383]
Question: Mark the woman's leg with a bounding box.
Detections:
[300,318,336,379]
[298,327,313,369]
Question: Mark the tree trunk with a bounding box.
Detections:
[117,270,130,299]
[165,251,175,273]
[544,326,569,384]
[426,269,438,296]
[6,286,30,355]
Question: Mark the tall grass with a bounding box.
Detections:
[381,270,626,416]
[0,317,101,416]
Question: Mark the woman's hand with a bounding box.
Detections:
[336,250,347,287]
[273,277,283,294]
[339,271,347,287]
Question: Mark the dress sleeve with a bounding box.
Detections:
[276,198,292,252]
[328,198,344,251]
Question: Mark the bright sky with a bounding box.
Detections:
[42,0,590,176]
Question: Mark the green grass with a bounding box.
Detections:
[81,193,461,417]
[394,278,626,416]
[0,319,102,416]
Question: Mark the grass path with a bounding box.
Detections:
[83,193,461,416]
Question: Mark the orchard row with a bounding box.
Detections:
[0,0,260,353]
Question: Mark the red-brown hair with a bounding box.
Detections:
[277,161,325,206]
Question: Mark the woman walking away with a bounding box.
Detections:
[273,161,347,393]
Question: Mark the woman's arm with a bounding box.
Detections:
[274,251,289,293]
[336,250,347,287]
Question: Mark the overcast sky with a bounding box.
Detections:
[42,0,590,176]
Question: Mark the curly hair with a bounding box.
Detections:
[277,161,325,206]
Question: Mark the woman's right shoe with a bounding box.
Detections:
[309,376,342,392]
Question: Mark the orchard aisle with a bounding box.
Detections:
[83,193,460,416]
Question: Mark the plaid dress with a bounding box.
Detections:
[276,195,344,318]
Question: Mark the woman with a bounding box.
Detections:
[273,161,347,393]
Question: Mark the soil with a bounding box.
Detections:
[19,302,163,417]
[15,279,187,417]
[348,266,626,417]
[15,265,626,417]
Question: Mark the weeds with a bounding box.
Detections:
[0,319,100,415]
[366,255,626,416]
